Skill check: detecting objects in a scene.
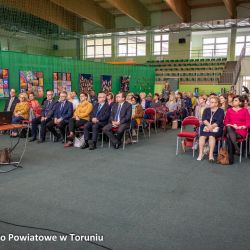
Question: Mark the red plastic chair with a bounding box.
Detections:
[176,116,200,157]
[144,108,157,137]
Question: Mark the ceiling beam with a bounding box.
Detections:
[0,0,83,33]
[223,0,237,18]
[106,0,150,26]
[165,0,191,23]
[51,0,114,29]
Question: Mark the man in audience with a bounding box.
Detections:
[30,90,57,143]
[4,89,19,112]
[103,92,132,149]
[47,91,73,142]
[90,90,98,106]
[81,92,110,150]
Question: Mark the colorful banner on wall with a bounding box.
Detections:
[20,71,44,98]
[79,74,93,94]
[53,72,71,96]
[0,69,9,98]
[120,75,130,93]
[100,75,112,94]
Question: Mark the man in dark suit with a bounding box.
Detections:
[103,92,132,149]
[4,89,19,112]
[46,91,73,142]
[29,90,57,143]
[81,92,110,150]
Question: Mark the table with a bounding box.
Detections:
[0,124,29,172]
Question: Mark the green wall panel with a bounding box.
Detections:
[0,51,155,111]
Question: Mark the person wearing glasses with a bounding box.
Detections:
[30,90,57,143]
[46,91,73,143]
[197,96,224,162]
[11,93,30,137]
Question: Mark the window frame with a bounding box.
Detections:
[202,37,228,57]
[153,32,169,56]
[235,35,250,56]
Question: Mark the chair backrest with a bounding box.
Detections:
[145,108,156,120]
[182,116,200,128]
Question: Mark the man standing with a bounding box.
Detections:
[47,91,73,142]
[30,90,57,143]
[103,92,132,149]
[82,92,110,150]
[4,89,19,112]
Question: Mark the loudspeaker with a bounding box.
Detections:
[179,38,186,44]
[53,44,58,50]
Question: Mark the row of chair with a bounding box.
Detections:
[176,116,249,163]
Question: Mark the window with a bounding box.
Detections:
[85,35,112,58]
[153,33,169,55]
[235,35,250,56]
[117,33,146,57]
[203,37,228,57]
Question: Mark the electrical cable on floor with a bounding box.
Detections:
[0,219,113,250]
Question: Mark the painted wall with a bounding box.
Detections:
[0,51,155,111]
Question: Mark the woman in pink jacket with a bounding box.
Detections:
[224,95,250,164]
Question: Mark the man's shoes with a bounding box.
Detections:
[81,142,89,149]
[114,143,121,149]
[29,138,36,142]
[54,134,61,142]
[89,143,97,150]
[37,139,45,144]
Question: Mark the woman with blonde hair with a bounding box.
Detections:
[197,96,224,162]
[195,95,207,122]
[166,92,177,122]
[11,93,30,137]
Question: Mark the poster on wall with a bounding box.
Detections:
[53,72,71,96]
[100,75,112,94]
[120,76,130,93]
[0,68,10,98]
[20,71,44,98]
[79,74,93,94]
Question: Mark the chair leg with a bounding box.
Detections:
[246,137,248,159]
[154,122,157,134]
[109,139,111,148]
[148,124,151,138]
[137,126,139,143]
[123,131,126,150]
[142,126,146,138]
[218,140,221,153]
[192,138,195,158]
[239,142,242,163]
[101,132,104,148]
[176,137,179,155]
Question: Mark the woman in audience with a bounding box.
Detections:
[64,93,93,147]
[126,95,144,144]
[11,93,30,137]
[165,92,177,123]
[28,92,42,120]
[151,93,162,108]
[107,92,114,108]
[227,93,235,108]
[197,96,224,162]
[219,94,228,112]
[162,81,171,102]
[67,91,79,110]
[126,93,134,103]
[224,95,250,164]
[195,95,207,122]
[140,92,151,110]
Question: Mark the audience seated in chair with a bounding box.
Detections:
[11,93,30,137]
[81,92,110,150]
[4,89,19,113]
[195,95,207,122]
[166,93,177,123]
[46,91,73,143]
[30,90,57,143]
[197,96,225,162]
[103,92,132,149]
[224,95,250,164]
[64,92,93,147]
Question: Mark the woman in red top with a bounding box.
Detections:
[224,95,250,164]
[28,92,42,120]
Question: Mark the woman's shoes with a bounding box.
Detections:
[197,155,204,161]
[209,158,215,163]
